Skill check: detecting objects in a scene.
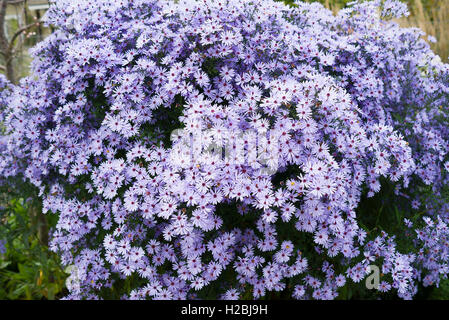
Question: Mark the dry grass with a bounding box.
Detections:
[316,0,449,62]
[397,0,449,62]
[322,0,343,14]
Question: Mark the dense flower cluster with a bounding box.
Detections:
[1,0,449,300]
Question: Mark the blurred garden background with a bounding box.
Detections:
[0,0,448,300]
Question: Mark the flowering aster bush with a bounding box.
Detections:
[0,0,449,300]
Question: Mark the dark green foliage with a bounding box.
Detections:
[0,197,67,299]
